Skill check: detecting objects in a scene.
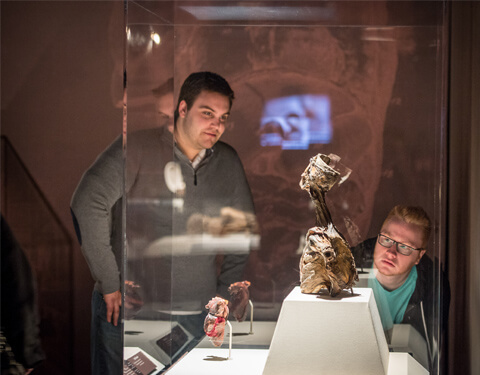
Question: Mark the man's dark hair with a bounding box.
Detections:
[174,72,234,124]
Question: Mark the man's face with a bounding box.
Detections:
[176,90,230,156]
[373,217,426,278]
[155,92,174,132]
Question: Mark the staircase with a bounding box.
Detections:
[1,136,74,375]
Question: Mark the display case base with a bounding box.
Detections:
[167,348,269,375]
[263,286,389,375]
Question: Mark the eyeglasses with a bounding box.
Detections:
[377,234,423,256]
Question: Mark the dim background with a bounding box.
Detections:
[1,2,479,375]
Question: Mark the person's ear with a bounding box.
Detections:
[415,249,427,265]
[178,100,188,118]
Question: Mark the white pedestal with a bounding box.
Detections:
[263,287,389,375]
[387,353,429,375]
[390,324,429,370]
[167,348,269,375]
[129,288,428,375]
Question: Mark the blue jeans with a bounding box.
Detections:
[91,290,123,375]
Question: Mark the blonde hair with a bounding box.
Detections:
[383,205,432,248]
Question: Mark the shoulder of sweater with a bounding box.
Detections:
[126,127,174,160]
[417,253,434,272]
[416,253,449,289]
[95,128,169,160]
[127,127,171,145]
[213,140,239,156]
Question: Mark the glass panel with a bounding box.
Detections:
[123,2,177,373]
[124,1,448,374]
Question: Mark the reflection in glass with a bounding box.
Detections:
[260,95,332,150]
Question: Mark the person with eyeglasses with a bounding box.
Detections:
[352,205,450,373]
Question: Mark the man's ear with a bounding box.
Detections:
[178,100,188,118]
[415,249,427,265]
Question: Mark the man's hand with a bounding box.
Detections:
[103,290,122,326]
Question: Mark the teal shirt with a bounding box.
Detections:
[368,266,418,331]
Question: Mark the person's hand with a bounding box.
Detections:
[25,369,33,375]
[103,290,122,326]
[124,280,143,319]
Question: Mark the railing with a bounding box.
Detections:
[1,136,73,375]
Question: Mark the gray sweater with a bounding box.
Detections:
[71,127,255,306]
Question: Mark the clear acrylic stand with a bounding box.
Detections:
[226,320,232,359]
[248,300,254,335]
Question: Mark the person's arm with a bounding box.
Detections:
[1,217,45,369]
[217,253,250,298]
[217,149,257,296]
[71,136,125,324]
[103,290,122,326]
[230,152,256,216]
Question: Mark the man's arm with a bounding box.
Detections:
[230,152,256,215]
[103,290,122,326]
[71,136,124,324]
[217,148,257,296]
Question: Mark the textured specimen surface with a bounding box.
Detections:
[299,154,358,296]
[204,297,229,347]
[228,280,251,322]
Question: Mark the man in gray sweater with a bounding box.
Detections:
[71,72,256,374]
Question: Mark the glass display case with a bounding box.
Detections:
[122,1,449,374]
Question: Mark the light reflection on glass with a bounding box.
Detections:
[151,32,161,45]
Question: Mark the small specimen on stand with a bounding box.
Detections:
[187,207,259,235]
[204,297,230,347]
[228,281,251,322]
[299,153,358,297]
[124,280,144,319]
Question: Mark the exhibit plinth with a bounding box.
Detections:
[387,353,429,375]
[262,287,389,375]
